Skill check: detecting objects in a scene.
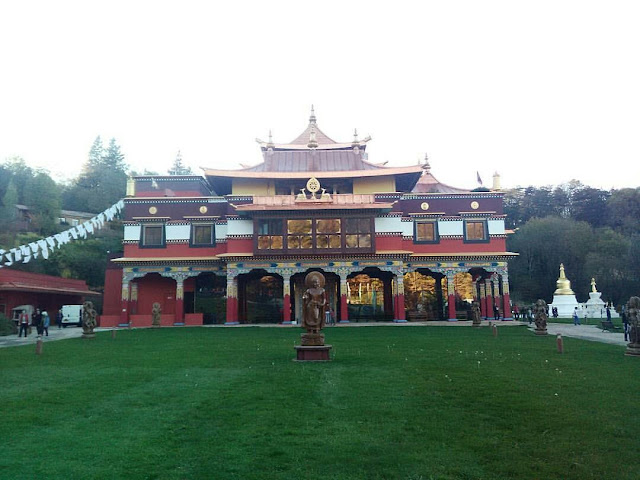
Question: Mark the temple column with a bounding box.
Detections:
[225,271,239,325]
[174,278,185,325]
[485,278,494,320]
[479,280,487,319]
[339,272,349,323]
[501,274,513,321]
[130,281,138,315]
[435,274,445,321]
[446,271,457,321]
[394,272,406,322]
[120,278,130,325]
[282,271,292,324]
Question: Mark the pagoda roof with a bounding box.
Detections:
[411,167,471,194]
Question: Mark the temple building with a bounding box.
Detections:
[101,110,517,327]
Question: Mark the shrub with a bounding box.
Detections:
[0,313,17,336]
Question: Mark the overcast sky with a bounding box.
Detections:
[1,1,638,191]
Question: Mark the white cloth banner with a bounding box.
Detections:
[0,199,124,268]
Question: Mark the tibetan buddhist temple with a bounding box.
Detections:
[101,109,517,327]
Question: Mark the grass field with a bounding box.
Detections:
[1,326,638,480]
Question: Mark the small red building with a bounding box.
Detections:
[0,269,99,319]
[102,110,517,327]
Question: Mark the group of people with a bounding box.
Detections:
[17,308,64,337]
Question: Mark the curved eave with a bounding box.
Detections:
[409,252,519,260]
[202,165,423,179]
[0,283,100,296]
[258,142,368,151]
[112,256,222,264]
[234,202,396,212]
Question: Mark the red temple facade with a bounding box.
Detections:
[102,111,516,327]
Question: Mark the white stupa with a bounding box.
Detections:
[584,278,619,318]
[549,264,582,318]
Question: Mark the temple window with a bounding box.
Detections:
[257,219,284,250]
[287,219,313,249]
[464,220,488,242]
[414,221,439,243]
[316,219,341,249]
[191,224,215,247]
[140,224,165,248]
[345,218,372,249]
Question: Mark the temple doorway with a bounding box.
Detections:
[404,270,446,321]
[238,270,283,324]
[346,268,394,322]
[185,273,226,324]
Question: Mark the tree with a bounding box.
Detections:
[167,150,193,175]
[507,216,594,302]
[63,137,128,213]
[606,188,640,235]
[22,172,61,235]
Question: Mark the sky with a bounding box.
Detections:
[1,1,639,191]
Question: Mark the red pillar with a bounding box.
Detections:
[130,282,138,315]
[394,274,407,322]
[479,282,487,319]
[502,275,512,320]
[225,275,239,325]
[283,294,291,323]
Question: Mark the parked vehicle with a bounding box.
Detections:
[61,304,83,327]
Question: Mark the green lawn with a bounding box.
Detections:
[1,326,638,480]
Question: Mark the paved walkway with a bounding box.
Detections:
[0,321,629,348]
[537,323,628,346]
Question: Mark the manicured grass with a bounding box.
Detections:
[1,326,638,480]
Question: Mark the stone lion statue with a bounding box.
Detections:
[151,302,162,327]
[82,301,97,336]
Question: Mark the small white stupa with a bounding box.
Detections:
[549,264,582,318]
[584,278,619,318]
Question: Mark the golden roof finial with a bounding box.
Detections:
[591,277,597,293]
[554,263,575,295]
[267,130,274,148]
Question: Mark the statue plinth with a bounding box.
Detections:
[625,343,640,357]
[534,329,548,336]
[294,344,333,361]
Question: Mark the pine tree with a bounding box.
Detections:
[167,150,193,175]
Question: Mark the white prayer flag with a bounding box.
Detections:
[84,221,94,234]
[37,240,49,259]
[69,228,78,240]
[76,224,87,238]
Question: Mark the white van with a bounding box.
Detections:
[61,304,83,327]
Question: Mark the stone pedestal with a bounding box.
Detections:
[294,345,332,361]
[625,343,640,357]
[534,329,548,336]
[301,332,325,346]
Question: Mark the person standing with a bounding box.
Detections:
[56,309,63,329]
[493,304,500,320]
[18,310,30,337]
[42,310,50,336]
[572,307,580,325]
[32,308,43,336]
[622,305,629,342]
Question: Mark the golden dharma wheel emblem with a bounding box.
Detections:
[306,177,321,194]
[420,202,430,210]
[148,206,158,215]
[470,201,479,210]
[199,206,208,214]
